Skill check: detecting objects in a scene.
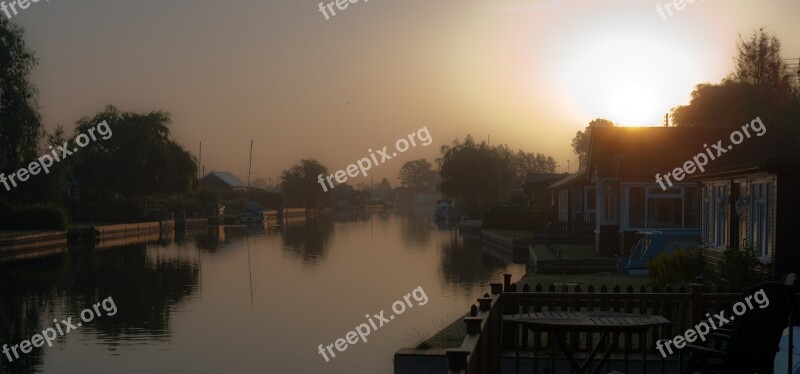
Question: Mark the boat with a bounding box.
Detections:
[240,202,267,224]
[433,199,461,221]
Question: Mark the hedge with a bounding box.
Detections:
[6,205,70,231]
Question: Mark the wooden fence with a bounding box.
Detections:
[531,222,594,243]
[446,274,766,374]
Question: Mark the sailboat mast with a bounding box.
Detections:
[247,139,253,189]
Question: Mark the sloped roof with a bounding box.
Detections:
[587,126,800,180]
[548,169,588,190]
[202,171,248,188]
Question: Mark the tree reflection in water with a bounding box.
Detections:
[0,244,199,373]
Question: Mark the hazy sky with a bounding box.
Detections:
[11,0,800,186]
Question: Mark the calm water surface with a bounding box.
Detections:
[0,209,524,373]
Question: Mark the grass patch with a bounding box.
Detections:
[415,314,467,349]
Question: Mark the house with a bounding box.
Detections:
[586,126,710,257]
[690,127,800,277]
[199,171,249,193]
[521,173,565,210]
[548,169,595,226]
[587,125,800,278]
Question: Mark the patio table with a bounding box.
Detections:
[505,311,670,374]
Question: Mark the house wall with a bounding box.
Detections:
[775,174,800,277]
[700,173,787,277]
[200,176,234,192]
[595,179,702,257]
[594,180,620,256]
[596,225,620,256]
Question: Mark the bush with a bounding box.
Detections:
[713,244,772,291]
[11,205,70,231]
[647,248,705,287]
[195,187,220,205]
[66,200,140,223]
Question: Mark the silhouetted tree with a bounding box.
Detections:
[672,28,800,128]
[733,28,795,90]
[398,159,436,191]
[280,159,330,209]
[437,136,515,216]
[70,106,198,200]
[0,19,41,175]
[512,149,557,180]
[0,19,50,204]
[570,118,614,169]
[375,178,394,200]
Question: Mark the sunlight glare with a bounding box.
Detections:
[562,33,699,126]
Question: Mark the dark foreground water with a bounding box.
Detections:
[0,209,525,373]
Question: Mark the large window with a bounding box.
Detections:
[625,185,700,229]
[702,184,728,248]
[558,190,569,222]
[750,181,773,256]
[585,187,597,212]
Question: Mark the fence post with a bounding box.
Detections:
[502,279,516,350]
[690,283,704,326]
[446,349,469,372]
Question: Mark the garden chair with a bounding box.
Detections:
[683,281,795,374]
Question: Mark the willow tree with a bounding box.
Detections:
[71,106,198,200]
[0,19,42,190]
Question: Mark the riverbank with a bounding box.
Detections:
[0,219,209,262]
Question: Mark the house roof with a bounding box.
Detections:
[201,171,248,188]
[548,169,588,190]
[587,126,800,180]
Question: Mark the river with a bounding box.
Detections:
[0,209,525,373]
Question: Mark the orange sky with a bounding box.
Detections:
[12,0,800,186]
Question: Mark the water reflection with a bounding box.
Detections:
[397,206,433,248]
[438,231,514,291]
[0,211,524,373]
[0,244,199,373]
[280,218,334,265]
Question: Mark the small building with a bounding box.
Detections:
[587,127,725,257]
[199,171,248,193]
[548,169,595,226]
[521,173,565,210]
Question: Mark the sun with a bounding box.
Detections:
[561,33,700,126]
[608,84,658,125]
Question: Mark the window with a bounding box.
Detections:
[585,187,596,211]
[750,181,772,256]
[625,185,700,229]
[713,186,727,246]
[684,187,701,228]
[558,190,569,222]
[629,186,645,228]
